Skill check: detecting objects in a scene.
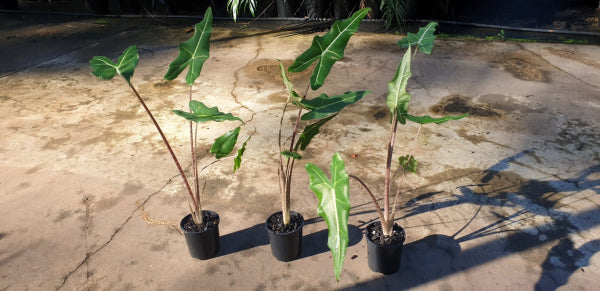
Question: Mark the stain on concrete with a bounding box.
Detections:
[241,58,312,88]
[18,182,30,189]
[152,80,176,89]
[430,94,503,118]
[25,165,43,174]
[545,47,600,70]
[78,130,135,148]
[109,109,142,124]
[54,209,73,223]
[120,181,145,196]
[488,49,550,82]
[93,196,122,212]
[456,128,490,145]
[478,94,546,115]
[204,264,220,275]
[265,92,286,104]
[372,107,388,120]
[42,136,72,150]
[548,118,600,155]
[416,165,565,210]
[149,240,168,252]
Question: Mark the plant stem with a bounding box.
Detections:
[277,100,290,226]
[390,124,422,221]
[382,110,400,236]
[278,82,310,226]
[349,175,385,223]
[128,82,198,223]
[282,106,304,225]
[189,85,202,225]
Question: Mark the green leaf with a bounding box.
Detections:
[164,8,213,85]
[405,113,469,125]
[233,136,250,173]
[305,153,350,282]
[398,22,438,54]
[399,155,418,173]
[278,60,302,106]
[281,151,302,160]
[227,0,256,22]
[288,8,370,90]
[300,91,370,120]
[387,46,412,117]
[173,100,242,123]
[211,127,240,159]
[294,114,337,151]
[380,0,407,29]
[90,45,139,82]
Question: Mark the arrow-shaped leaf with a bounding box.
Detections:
[294,113,337,151]
[398,22,438,54]
[288,8,370,90]
[278,59,302,106]
[211,127,240,159]
[281,151,302,160]
[387,46,412,117]
[405,113,469,125]
[300,91,370,120]
[90,45,139,82]
[399,154,418,173]
[164,7,213,85]
[173,100,242,123]
[233,136,250,173]
[305,153,350,282]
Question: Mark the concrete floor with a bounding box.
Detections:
[1,14,599,290]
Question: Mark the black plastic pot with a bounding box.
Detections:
[265,211,304,262]
[365,221,406,275]
[180,211,220,260]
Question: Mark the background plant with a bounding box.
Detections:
[90,8,249,226]
[380,0,407,29]
[227,0,257,21]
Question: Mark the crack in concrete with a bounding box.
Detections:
[55,174,180,290]
[230,36,262,123]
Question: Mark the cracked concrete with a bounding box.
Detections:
[1,13,599,290]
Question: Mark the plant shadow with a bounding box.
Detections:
[301,223,363,259]
[217,223,269,257]
[217,217,364,259]
[341,150,600,290]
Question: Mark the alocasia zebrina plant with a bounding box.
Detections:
[272,7,370,280]
[350,22,468,238]
[277,7,370,227]
[90,7,249,226]
[306,22,467,280]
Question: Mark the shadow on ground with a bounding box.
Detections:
[217,218,364,258]
[341,150,600,290]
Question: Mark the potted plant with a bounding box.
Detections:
[89,8,251,260]
[350,22,467,274]
[265,8,371,262]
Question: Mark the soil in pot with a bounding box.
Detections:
[266,211,304,233]
[265,211,304,262]
[181,211,219,232]
[366,221,405,246]
[366,221,406,275]
[180,211,220,260]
